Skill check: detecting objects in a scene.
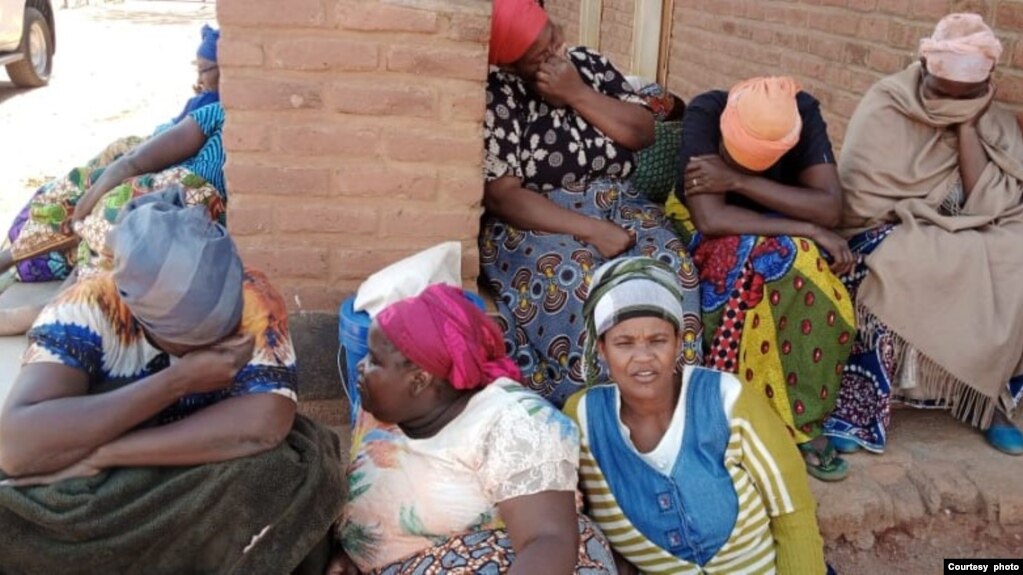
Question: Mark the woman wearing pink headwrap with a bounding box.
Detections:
[826,13,1023,456]
[663,77,854,481]
[329,284,616,575]
[481,0,702,408]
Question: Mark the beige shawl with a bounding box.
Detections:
[839,63,1023,426]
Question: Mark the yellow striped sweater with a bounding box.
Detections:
[564,367,825,574]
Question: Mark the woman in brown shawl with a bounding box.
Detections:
[823,13,1023,455]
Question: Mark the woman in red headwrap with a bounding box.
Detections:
[481,0,702,408]
[329,284,616,575]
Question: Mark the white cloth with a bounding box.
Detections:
[353,241,462,317]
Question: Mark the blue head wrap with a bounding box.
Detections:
[110,189,244,347]
[197,24,219,62]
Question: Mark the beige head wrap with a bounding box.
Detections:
[919,13,1002,83]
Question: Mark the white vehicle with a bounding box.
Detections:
[0,0,54,87]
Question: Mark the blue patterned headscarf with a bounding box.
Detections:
[110,190,244,347]
[197,24,219,62]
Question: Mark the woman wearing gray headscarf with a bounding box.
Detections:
[564,257,827,575]
[0,198,343,574]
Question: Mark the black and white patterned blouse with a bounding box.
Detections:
[484,47,648,192]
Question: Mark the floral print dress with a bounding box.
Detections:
[480,47,702,406]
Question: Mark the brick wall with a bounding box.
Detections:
[666,0,1023,149]
[547,0,582,47]
[217,0,490,313]
[538,0,1023,150]
[599,0,636,73]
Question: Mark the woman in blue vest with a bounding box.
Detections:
[564,257,828,574]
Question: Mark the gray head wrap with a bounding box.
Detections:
[582,257,686,386]
[109,188,244,347]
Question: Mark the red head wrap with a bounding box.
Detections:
[377,284,522,390]
[489,0,549,66]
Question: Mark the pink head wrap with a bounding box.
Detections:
[376,284,522,390]
[720,76,803,172]
[489,0,549,66]
[920,13,1002,83]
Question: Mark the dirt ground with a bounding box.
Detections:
[827,515,1023,575]
[0,0,215,229]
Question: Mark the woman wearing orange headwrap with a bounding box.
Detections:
[481,0,702,407]
[663,77,854,481]
[826,13,1023,457]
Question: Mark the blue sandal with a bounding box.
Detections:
[798,441,849,481]
[986,424,1023,456]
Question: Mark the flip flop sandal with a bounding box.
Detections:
[985,424,1023,456]
[798,441,849,482]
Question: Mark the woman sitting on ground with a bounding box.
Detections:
[0,197,343,573]
[665,76,854,480]
[824,13,1023,456]
[480,0,702,407]
[330,283,615,575]
[2,23,221,286]
[564,257,828,575]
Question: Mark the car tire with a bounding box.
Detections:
[5,7,52,88]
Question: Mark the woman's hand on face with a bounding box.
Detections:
[173,333,255,395]
[579,219,636,258]
[684,155,743,196]
[809,227,854,276]
[534,51,586,108]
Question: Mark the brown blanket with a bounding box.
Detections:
[839,63,1023,426]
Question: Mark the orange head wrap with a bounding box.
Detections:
[720,76,802,172]
[489,0,549,66]
[919,13,1002,84]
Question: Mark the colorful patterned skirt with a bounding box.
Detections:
[666,196,854,443]
[823,225,1023,452]
[480,177,703,407]
[5,136,224,282]
[370,515,616,575]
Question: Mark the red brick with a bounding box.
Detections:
[996,2,1023,29]
[437,168,484,206]
[879,0,911,16]
[330,248,426,280]
[846,0,878,10]
[386,45,488,81]
[218,0,325,27]
[809,36,846,62]
[226,201,274,236]
[446,90,486,122]
[857,15,891,43]
[277,204,379,235]
[1014,40,1023,68]
[223,119,269,152]
[218,39,264,67]
[221,76,323,111]
[828,13,861,37]
[327,82,435,118]
[243,247,329,280]
[333,165,437,200]
[281,281,350,312]
[337,2,438,33]
[379,208,481,239]
[952,0,992,20]
[915,0,954,21]
[868,48,908,74]
[270,39,379,72]
[382,130,482,164]
[994,72,1023,105]
[275,124,380,157]
[844,42,870,67]
[442,13,492,43]
[227,164,332,196]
